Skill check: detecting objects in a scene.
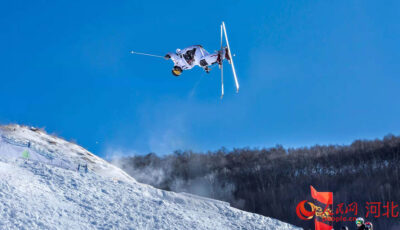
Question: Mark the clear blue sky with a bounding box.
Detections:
[1,1,400,157]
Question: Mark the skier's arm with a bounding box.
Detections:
[165,52,178,60]
[165,51,193,70]
[164,53,172,60]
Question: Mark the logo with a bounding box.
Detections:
[296,200,333,221]
[296,200,315,220]
[296,185,399,229]
[297,186,334,230]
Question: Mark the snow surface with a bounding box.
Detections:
[0,125,300,230]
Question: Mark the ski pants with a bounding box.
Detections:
[199,49,226,67]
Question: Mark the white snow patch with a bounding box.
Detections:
[0,125,300,230]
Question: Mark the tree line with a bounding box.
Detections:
[113,134,400,229]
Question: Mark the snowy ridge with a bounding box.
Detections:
[0,125,134,183]
[0,124,300,230]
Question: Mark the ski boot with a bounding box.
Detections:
[217,51,223,68]
[224,47,231,64]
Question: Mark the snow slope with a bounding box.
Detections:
[0,125,300,230]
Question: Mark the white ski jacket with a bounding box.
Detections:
[166,45,211,70]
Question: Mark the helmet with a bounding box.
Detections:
[172,66,182,77]
[176,48,181,54]
[356,217,365,226]
[365,222,373,230]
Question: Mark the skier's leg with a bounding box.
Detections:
[198,54,218,73]
[200,53,220,67]
[224,47,231,63]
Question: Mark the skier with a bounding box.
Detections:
[365,221,373,230]
[356,217,366,230]
[130,22,239,97]
[164,45,231,76]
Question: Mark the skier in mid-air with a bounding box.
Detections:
[130,22,239,97]
[164,45,231,76]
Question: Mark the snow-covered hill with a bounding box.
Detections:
[0,125,300,230]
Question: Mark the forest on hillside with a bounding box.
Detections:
[112,135,400,229]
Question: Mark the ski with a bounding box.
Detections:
[222,21,239,93]
[220,23,224,99]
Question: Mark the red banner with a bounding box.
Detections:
[310,186,333,230]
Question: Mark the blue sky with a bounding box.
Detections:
[1,1,400,157]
